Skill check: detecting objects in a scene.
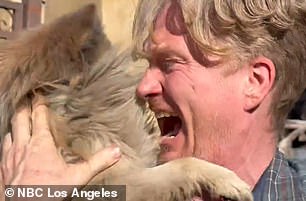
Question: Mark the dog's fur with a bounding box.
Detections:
[0,5,253,201]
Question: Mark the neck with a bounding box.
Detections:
[231,120,276,189]
[236,137,276,189]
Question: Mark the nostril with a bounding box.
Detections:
[136,81,162,100]
[146,93,160,98]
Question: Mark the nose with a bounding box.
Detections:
[136,68,162,100]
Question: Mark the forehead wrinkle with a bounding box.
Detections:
[147,34,190,61]
[147,1,188,56]
[151,42,187,60]
[151,41,168,54]
[151,31,166,49]
[145,31,168,56]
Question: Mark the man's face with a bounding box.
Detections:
[136,2,248,166]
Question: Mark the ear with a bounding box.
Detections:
[0,4,110,80]
[0,4,110,137]
[243,57,276,111]
[33,3,110,67]
[0,4,110,94]
[45,4,111,65]
[0,3,111,103]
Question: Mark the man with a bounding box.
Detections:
[133,0,305,199]
[1,0,306,201]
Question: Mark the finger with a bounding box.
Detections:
[11,107,31,147]
[1,134,14,183]
[1,133,12,158]
[70,145,121,184]
[0,168,4,200]
[31,104,52,140]
[10,147,27,185]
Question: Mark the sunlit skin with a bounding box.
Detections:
[136,1,276,189]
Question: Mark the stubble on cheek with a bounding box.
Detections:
[192,113,231,165]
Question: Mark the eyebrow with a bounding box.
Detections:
[143,32,187,61]
[151,45,187,61]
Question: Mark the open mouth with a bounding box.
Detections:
[156,113,182,138]
[156,112,185,163]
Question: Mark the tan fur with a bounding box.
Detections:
[0,5,253,201]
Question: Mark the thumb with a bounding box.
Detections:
[69,145,121,184]
[0,167,5,201]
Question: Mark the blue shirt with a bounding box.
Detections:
[252,150,306,201]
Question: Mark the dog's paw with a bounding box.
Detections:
[172,157,253,201]
[203,168,253,201]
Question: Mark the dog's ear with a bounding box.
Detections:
[0,4,110,137]
[0,4,109,87]
[0,3,109,93]
[43,3,111,66]
[36,3,109,66]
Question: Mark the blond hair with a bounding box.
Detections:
[133,0,306,133]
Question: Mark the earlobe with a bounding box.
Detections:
[243,57,276,112]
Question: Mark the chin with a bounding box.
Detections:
[158,146,193,164]
[158,151,179,164]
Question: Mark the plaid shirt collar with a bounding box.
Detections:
[252,150,306,201]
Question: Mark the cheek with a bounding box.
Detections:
[165,69,214,99]
[199,73,243,109]
[192,76,243,130]
[163,73,196,104]
[165,71,243,122]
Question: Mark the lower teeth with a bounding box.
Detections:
[166,131,177,137]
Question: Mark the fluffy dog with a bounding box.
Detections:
[0,5,253,201]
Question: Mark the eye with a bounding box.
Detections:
[159,58,176,73]
[162,59,174,69]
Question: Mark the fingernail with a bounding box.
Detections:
[112,147,121,159]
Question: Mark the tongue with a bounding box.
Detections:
[157,116,181,137]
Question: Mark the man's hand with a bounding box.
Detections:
[0,103,121,186]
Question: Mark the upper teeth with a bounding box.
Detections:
[155,112,178,119]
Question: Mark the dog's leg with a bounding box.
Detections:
[120,157,253,201]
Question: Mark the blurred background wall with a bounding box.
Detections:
[44,0,139,46]
[0,0,139,45]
